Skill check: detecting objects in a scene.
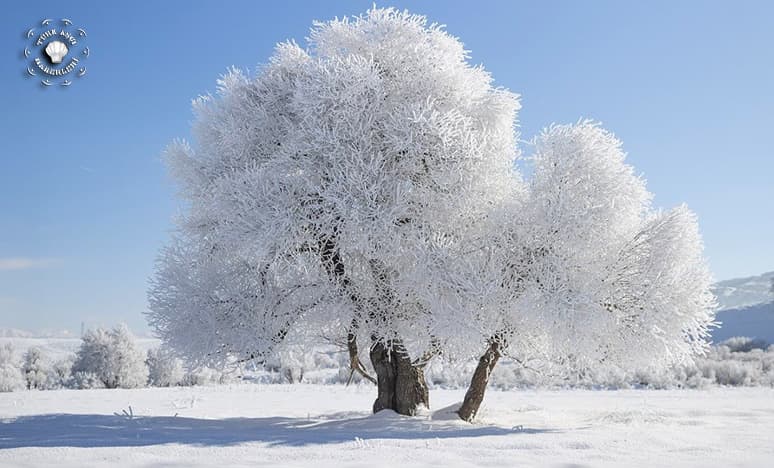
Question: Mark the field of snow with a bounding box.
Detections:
[1,384,773,467]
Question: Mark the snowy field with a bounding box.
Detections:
[1,384,773,467]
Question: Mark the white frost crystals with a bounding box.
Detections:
[147,7,716,388]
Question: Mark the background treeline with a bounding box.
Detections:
[1,325,772,392]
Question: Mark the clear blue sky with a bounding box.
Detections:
[2,1,772,334]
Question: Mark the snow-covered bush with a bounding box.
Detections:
[265,344,324,383]
[146,347,184,387]
[0,343,24,392]
[72,325,149,389]
[22,347,50,390]
[696,343,774,387]
[47,356,74,389]
[181,366,236,386]
[699,359,755,386]
[72,371,106,389]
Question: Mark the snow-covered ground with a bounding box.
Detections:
[1,384,772,467]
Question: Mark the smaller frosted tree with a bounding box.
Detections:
[22,347,50,390]
[73,325,148,389]
[450,122,716,421]
[0,344,24,392]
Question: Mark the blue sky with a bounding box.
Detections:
[2,1,772,334]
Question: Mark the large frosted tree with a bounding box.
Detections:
[149,8,716,421]
[148,7,521,415]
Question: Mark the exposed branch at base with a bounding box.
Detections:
[347,332,377,385]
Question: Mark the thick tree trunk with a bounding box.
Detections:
[370,340,429,416]
[370,341,396,413]
[458,340,501,422]
[393,345,430,416]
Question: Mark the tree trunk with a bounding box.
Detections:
[458,340,501,422]
[370,341,396,413]
[370,340,429,416]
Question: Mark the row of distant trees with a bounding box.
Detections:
[0,325,228,392]
[2,325,772,392]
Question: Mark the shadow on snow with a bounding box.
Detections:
[0,410,556,448]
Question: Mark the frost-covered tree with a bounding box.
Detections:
[0,343,24,392]
[107,325,149,388]
[72,325,149,389]
[446,122,716,421]
[148,7,520,415]
[72,327,111,388]
[146,347,184,387]
[148,7,715,421]
[22,347,49,390]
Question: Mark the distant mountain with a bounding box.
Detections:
[711,271,774,344]
[712,271,774,311]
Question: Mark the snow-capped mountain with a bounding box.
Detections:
[712,271,774,311]
[711,271,774,344]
